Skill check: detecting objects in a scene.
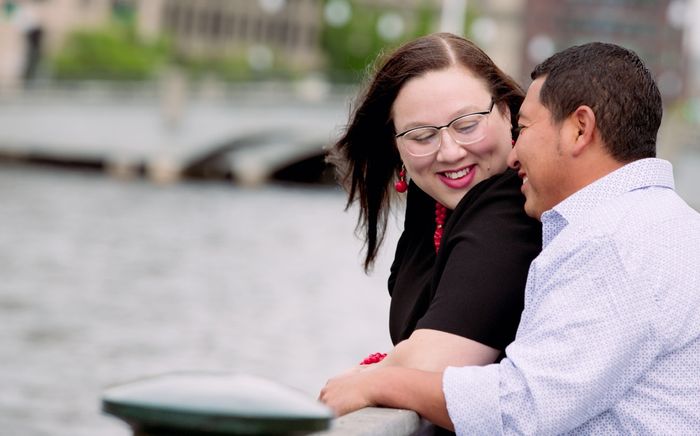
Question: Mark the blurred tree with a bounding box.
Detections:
[112,0,136,25]
[52,22,168,81]
[320,0,438,82]
[2,0,17,18]
[321,0,478,82]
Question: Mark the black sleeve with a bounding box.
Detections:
[415,170,542,350]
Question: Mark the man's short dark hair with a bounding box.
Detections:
[531,42,662,162]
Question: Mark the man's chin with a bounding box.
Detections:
[523,201,542,221]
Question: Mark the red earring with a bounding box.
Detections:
[512,139,516,147]
[395,166,408,193]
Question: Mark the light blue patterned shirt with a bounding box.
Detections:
[443,158,700,435]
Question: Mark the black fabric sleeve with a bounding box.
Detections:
[415,170,541,350]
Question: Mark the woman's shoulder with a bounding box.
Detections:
[478,167,523,193]
[447,169,541,241]
[453,168,527,214]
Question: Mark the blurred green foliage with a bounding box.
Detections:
[176,56,253,82]
[3,1,17,17]
[321,1,437,82]
[52,24,169,81]
[175,54,298,82]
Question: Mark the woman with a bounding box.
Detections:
[324,33,540,428]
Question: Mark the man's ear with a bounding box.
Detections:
[568,105,596,157]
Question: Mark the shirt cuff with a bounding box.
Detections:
[443,364,502,435]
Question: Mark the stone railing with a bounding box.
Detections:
[314,407,420,435]
[101,372,421,435]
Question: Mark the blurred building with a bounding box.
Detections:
[0,0,113,88]
[469,0,525,81]
[147,0,442,72]
[2,0,695,99]
[146,0,323,71]
[686,0,700,96]
[2,0,327,83]
[1,0,112,51]
[520,0,687,101]
[0,0,450,87]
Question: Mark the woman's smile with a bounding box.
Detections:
[438,164,476,189]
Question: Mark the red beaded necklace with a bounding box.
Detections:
[434,202,447,253]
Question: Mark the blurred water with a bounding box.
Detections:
[0,164,397,436]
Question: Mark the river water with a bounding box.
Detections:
[0,164,399,436]
[2,151,699,436]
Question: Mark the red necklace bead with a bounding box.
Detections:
[434,202,447,253]
[360,352,387,365]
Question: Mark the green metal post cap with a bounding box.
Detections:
[102,372,333,435]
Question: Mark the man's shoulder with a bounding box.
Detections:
[606,187,699,239]
[541,186,700,277]
[574,185,699,239]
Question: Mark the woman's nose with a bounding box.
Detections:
[436,129,466,161]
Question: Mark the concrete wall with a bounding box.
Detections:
[313,407,422,435]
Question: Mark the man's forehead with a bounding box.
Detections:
[519,78,546,121]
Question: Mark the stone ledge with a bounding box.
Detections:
[312,407,421,436]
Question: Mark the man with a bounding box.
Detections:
[319,42,700,434]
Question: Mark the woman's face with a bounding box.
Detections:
[392,66,514,209]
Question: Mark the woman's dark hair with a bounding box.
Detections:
[531,42,662,162]
[328,32,524,271]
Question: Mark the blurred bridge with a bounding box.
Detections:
[0,82,353,185]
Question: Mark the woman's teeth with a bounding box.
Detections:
[444,167,470,179]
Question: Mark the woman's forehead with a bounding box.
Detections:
[392,67,492,123]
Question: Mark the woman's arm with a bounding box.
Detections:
[340,328,498,377]
[376,328,500,372]
[320,328,499,420]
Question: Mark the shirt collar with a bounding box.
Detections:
[540,158,675,247]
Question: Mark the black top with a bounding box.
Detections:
[388,169,542,351]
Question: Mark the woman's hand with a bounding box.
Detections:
[319,367,378,416]
[319,366,454,430]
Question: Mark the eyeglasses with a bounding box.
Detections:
[395,99,495,157]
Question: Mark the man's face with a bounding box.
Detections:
[508,78,570,220]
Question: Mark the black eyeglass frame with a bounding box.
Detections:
[394,99,495,140]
